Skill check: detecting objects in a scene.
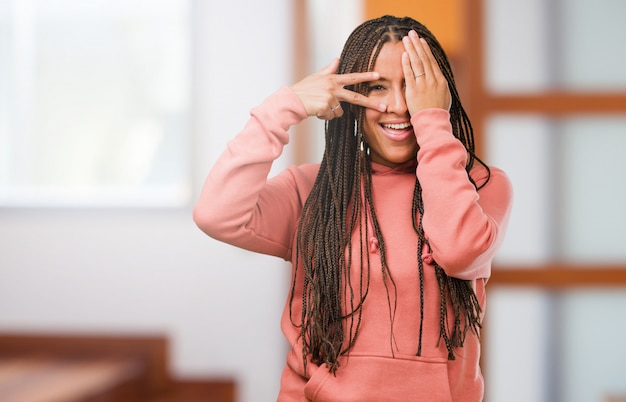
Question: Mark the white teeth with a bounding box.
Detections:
[382,122,412,130]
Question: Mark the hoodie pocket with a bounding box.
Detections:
[303,354,453,402]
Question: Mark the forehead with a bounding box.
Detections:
[371,41,405,75]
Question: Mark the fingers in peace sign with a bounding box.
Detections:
[291,58,387,120]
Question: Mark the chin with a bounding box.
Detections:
[388,152,417,165]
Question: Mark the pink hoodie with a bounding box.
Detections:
[194,87,513,402]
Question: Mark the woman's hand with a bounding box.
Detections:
[402,30,451,115]
[291,58,387,120]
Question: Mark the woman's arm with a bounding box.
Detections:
[193,87,309,260]
[413,108,513,280]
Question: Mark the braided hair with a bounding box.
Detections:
[291,15,490,374]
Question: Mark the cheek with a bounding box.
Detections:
[363,109,381,137]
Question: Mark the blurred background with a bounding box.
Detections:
[1,0,625,401]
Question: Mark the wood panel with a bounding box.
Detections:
[148,380,236,402]
[0,355,145,402]
[0,333,236,402]
[364,0,464,56]
[0,333,170,394]
[485,93,626,114]
[490,265,626,288]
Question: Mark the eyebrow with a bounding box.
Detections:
[367,77,391,85]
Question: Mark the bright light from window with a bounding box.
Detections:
[0,0,191,207]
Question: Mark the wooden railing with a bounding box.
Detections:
[0,333,235,402]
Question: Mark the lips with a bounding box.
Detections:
[380,121,414,142]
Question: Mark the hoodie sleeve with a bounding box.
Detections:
[412,108,513,280]
[193,86,310,260]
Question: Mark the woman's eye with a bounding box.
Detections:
[367,85,385,93]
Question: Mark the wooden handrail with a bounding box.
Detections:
[490,265,626,288]
[485,93,626,114]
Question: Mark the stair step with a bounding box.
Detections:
[0,355,145,402]
[147,380,235,402]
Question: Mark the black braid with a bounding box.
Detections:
[292,15,490,374]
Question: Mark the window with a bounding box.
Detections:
[475,0,626,401]
[0,0,191,207]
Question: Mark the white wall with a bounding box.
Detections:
[0,1,293,402]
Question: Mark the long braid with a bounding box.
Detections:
[412,181,426,356]
[292,15,490,374]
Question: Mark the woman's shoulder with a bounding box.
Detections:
[283,162,319,177]
[470,163,513,213]
[271,163,320,190]
[470,163,511,191]
[264,163,320,204]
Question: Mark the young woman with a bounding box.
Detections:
[194,15,513,402]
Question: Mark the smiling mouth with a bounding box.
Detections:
[381,122,412,130]
[379,121,414,142]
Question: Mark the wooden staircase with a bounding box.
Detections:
[0,333,235,402]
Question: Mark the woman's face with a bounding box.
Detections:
[362,41,417,167]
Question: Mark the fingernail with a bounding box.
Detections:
[409,30,418,38]
[402,36,410,44]
[379,103,387,112]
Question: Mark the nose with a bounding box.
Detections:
[386,87,408,115]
